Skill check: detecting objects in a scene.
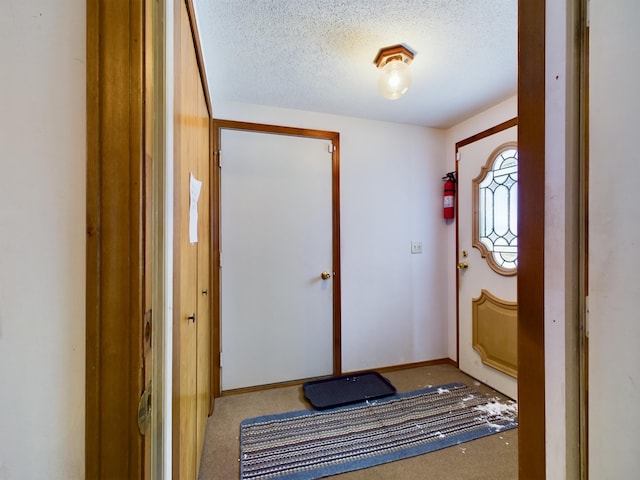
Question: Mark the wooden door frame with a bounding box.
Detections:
[211,119,342,396]
[86,0,146,477]
[517,0,546,477]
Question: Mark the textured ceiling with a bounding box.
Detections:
[193,0,517,128]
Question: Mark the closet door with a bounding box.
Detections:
[173,1,211,478]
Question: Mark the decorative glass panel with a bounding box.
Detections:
[473,145,518,275]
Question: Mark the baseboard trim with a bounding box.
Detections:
[345,358,456,376]
[220,358,457,396]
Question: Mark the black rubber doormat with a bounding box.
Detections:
[303,371,396,409]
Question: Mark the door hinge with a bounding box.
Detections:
[220,351,223,368]
[214,150,222,168]
[137,381,152,435]
[586,0,591,28]
[328,143,336,153]
[456,151,461,161]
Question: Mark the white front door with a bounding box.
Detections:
[220,128,336,391]
[457,124,518,400]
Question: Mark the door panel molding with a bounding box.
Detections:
[472,289,518,378]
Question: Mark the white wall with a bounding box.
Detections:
[545,1,640,477]
[443,96,518,362]
[588,0,640,477]
[0,1,85,479]
[544,1,582,478]
[213,101,447,372]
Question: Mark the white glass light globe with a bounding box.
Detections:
[377,59,412,100]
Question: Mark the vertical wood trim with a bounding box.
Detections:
[129,2,145,478]
[454,158,460,369]
[518,0,547,477]
[86,1,100,476]
[332,135,342,376]
[86,0,146,478]
[209,118,219,411]
[185,0,212,117]
[581,0,590,473]
[85,1,100,476]
[171,0,183,475]
[211,127,222,400]
[143,0,154,478]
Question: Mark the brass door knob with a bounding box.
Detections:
[457,262,469,270]
[321,272,332,280]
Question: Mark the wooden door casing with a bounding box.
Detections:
[86,0,147,478]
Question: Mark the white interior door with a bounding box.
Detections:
[220,129,335,390]
[457,125,518,400]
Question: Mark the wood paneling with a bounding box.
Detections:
[86,0,146,477]
[518,0,546,477]
[173,1,212,478]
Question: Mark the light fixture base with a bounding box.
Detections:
[373,44,416,68]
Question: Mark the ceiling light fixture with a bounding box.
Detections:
[373,44,416,100]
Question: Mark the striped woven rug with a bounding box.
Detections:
[240,382,518,480]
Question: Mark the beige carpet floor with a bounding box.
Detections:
[198,364,518,479]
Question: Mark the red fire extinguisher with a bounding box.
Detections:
[443,172,456,219]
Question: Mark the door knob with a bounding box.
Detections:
[457,262,469,270]
[321,272,332,280]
